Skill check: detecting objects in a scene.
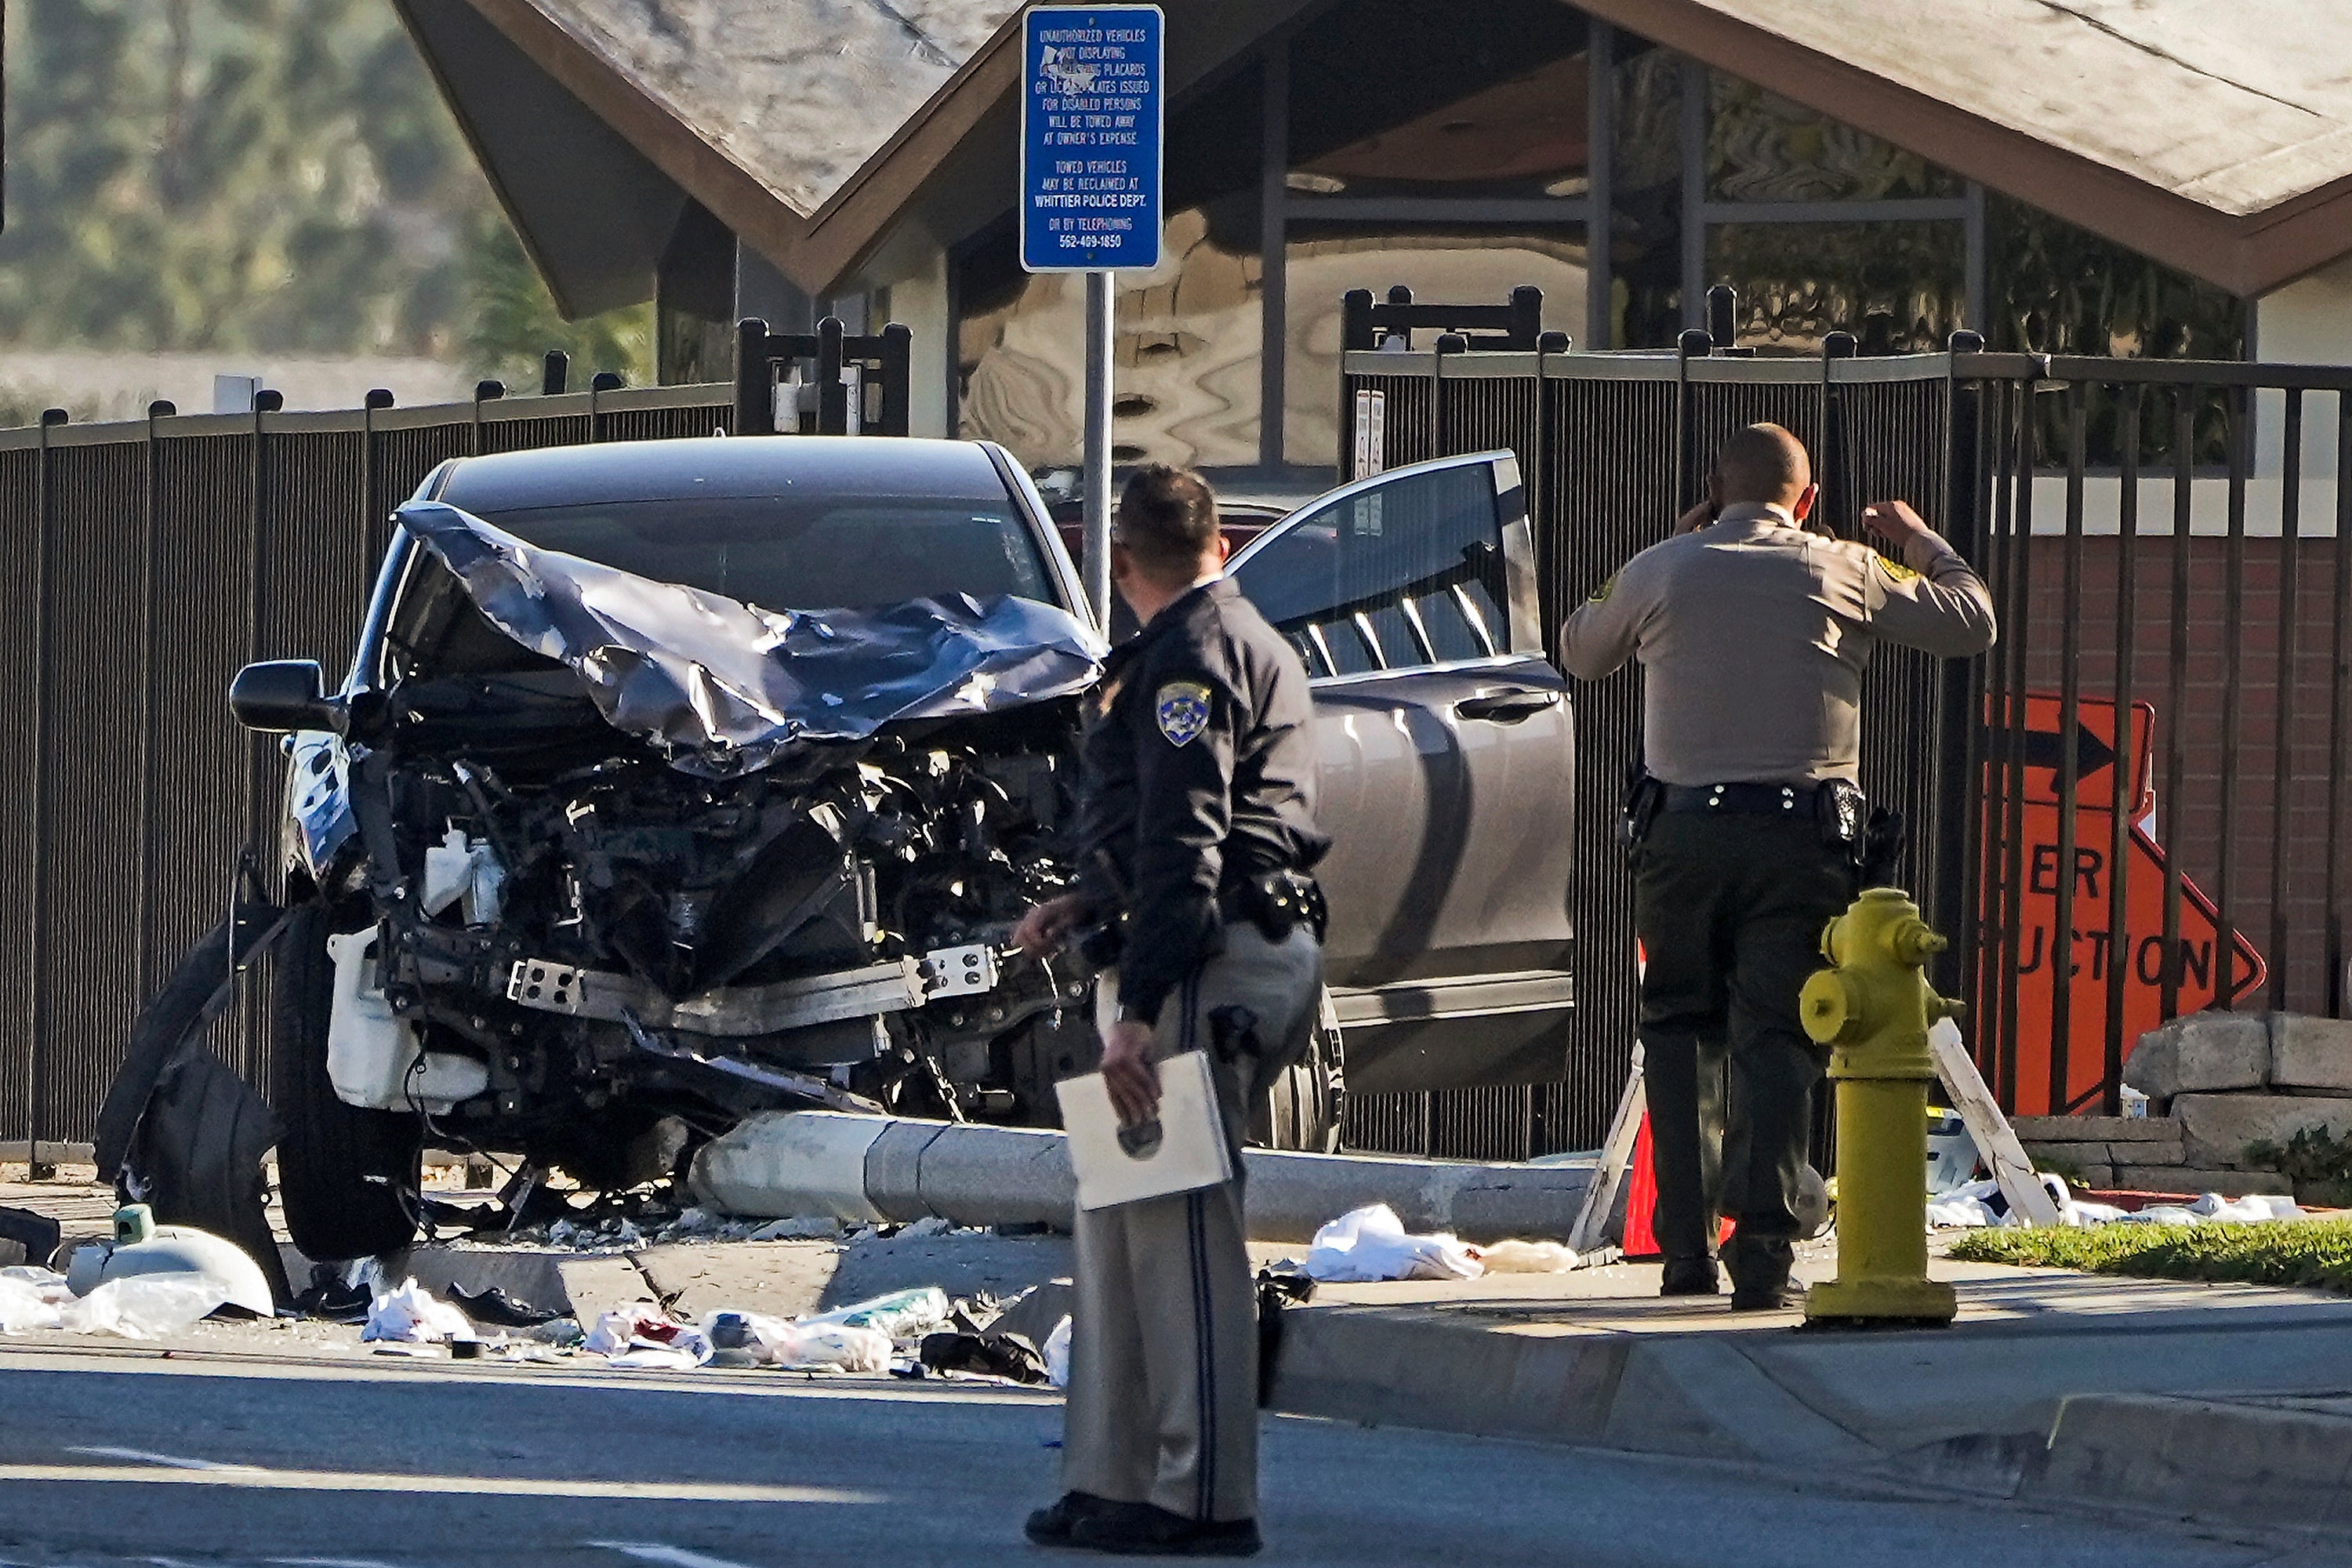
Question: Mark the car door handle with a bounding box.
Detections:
[1454,688,1561,724]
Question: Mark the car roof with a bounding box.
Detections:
[430,436,1013,513]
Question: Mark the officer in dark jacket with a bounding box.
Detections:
[1015,463,1327,1558]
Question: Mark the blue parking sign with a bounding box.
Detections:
[1020,5,1163,274]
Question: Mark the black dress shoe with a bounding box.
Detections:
[1026,1490,1140,1546]
[1069,1502,1263,1556]
[1659,1257,1721,1296]
[1728,1278,1802,1312]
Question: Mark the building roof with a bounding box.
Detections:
[425,0,2352,303]
[1592,0,2352,294]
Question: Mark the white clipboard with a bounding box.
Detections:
[1056,1049,1235,1210]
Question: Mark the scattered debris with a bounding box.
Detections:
[362,1280,475,1345]
[1303,1204,1483,1283]
[1478,1240,1580,1274]
[709,1311,891,1373]
[750,1215,843,1241]
[917,1329,1051,1384]
[0,1265,227,1340]
[0,1206,62,1271]
[1929,1176,2310,1230]
[450,1283,564,1328]
[798,1286,952,1340]
[88,873,296,1309]
[64,1204,274,1318]
[1042,1316,1072,1388]
[583,1305,713,1370]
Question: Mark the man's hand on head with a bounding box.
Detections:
[1862,500,1934,554]
[1676,499,1721,535]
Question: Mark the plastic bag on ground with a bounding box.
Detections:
[583,1305,713,1370]
[1303,1204,1484,1283]
[362,1279,474,1345]
[0,1274,63,1334]
[708,1310,889,1373]
[798,1286,952,1341]
[56,1275,227,1338]
[1478,1240,1578,1274]
[1043,1315,1072,1388]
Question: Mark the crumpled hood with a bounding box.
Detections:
[397,499,1103,779]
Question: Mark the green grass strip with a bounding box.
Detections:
[1946,1216,2352,1294]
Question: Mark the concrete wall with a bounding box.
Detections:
[852,220,953,438]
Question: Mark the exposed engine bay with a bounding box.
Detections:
[292,494,1112,1181]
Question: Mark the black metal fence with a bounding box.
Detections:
[0,381,735,1160]
[7,330,2343,1162]
[1337,331,2351,1152]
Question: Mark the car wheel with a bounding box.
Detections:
[1250,989,1345,1153]
[270,901,422,1260]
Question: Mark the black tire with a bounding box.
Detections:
[1250,989,1345,1153]
[270,902,423,1260]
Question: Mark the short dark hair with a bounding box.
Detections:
[1116,463,1220,574]
[1712,423,1812,506]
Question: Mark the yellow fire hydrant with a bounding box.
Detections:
[1797,887,1960,1327]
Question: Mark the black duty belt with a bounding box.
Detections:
[1661,781,1826,816]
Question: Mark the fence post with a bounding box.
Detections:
[816,317,848,436]
[25,408,66,1169]
[734,318,774,436]
[1705,285,1737,351]
[1938,332,1987,1010]
[1673,327,1711,511]
[470,381,504,456]
[1341,288,1374,353]
[1508,285,1544,349]
[132,401,173,1006]
[878,323,913,437]
[589,372,624,443]
[1432,331,1466,457]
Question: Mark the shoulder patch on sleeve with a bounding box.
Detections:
[1588,575,1616,603]
[1876,554,1921,583]
[1155,681,1212,747]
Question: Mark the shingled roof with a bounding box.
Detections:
[423,0,2352,303]
[1589,0,2352,294]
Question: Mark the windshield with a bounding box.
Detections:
[472,494,1056,612]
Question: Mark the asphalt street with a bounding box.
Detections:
[0,1345,2340,1568]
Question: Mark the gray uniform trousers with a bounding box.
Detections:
[1064,924,1322,1523]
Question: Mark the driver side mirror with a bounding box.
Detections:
[228,659,342,734]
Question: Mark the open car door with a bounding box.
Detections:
[1228,452,1575,1095]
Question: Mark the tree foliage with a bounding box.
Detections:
[0,0,651,383]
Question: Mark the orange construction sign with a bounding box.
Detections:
[2005,693,2155,819]
[1982,797,2264,1116]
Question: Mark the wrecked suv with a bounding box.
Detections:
[229,437,1576,1261]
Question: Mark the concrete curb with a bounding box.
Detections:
[2028,1393,2352,1531]
[689,1110,1597,1243]
[1268,1304,1883,1467]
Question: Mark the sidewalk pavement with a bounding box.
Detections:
[10,1175,2352,1538]
[1278,1236,2352,1536]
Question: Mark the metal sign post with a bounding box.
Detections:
[1019,4,1165,632]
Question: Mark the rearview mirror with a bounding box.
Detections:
[228,659,341,734]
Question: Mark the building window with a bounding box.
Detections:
[1707,77,1962,203]
[1708,220,1966,354]
[955,203,1262,475]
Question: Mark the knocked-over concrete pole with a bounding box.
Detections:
[689,1111,1597,1245]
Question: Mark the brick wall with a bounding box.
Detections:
[2003,534,2349,1017]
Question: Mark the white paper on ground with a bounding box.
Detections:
[362,1279,473,1345]
[1057,1050,1233,1210]
[1303,1203,1484,1283]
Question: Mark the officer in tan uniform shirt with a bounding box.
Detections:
[1559,423,1995,1308]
